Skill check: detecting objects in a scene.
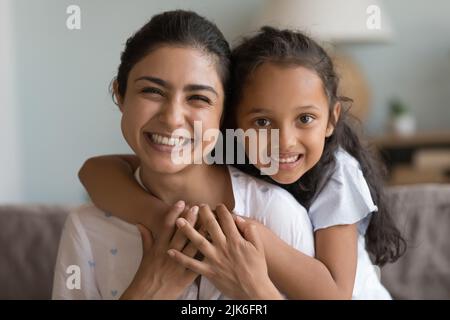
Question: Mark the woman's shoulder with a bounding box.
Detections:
[64,203,137,237]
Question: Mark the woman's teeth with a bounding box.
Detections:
[149,133,185,146]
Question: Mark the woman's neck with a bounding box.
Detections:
[139,164,234,209]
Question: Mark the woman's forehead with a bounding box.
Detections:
[130,46,223,91]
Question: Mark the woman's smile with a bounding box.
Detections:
[144,131,193,154]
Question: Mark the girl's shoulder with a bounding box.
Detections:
[308,148,377,234]
[334,147,361,172]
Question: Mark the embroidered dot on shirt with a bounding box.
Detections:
[110,248,118,256]
[111,290,118,297]
[88,260,95,268]
[104,212,112,218]
[261,186,269,192]
[233,173,240,177]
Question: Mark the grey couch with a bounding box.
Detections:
[1,184,450,300]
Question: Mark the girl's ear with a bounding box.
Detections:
[325,102,341,137]
[113,80,124,112]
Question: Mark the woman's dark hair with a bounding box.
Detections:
[114,10,231,100]
[226,26,406,266]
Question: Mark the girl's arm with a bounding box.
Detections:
[257,222,358,299]
[78,155,169,234]
[79,155,358,299]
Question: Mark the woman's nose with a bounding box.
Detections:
[157,99,185,129]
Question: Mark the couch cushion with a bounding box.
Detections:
[381,184,450,299]
[0,205,71,299]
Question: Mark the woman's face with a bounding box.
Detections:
[236,62,340,184]
[117,46,224,174]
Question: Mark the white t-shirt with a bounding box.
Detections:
[52,166,315,300]
[308,148,391,299]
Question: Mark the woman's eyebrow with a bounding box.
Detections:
[135,76,170,88]
[184,84,218,97]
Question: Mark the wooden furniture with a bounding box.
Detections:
[370,131,450,185]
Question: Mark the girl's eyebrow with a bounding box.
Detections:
[294,105,321,111]
[247,105,320,114]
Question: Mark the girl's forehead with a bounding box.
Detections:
[241,63,329,106]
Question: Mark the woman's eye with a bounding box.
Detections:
[189,95,212,105]
[141,87,164,96]
[254,118,271,127]
[299,115,314,124]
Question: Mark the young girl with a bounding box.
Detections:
[52,11,316,300]
[79,27,406,299]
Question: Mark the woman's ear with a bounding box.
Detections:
[325,102,341,137]
[113,80,124,112]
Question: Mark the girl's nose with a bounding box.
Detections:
[278,126,298,151]
[157,99,185,129]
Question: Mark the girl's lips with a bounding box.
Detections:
[275,154,304,170]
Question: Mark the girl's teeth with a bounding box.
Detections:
[273,155,300,163]
[150,133,184,146]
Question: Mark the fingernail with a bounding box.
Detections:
[236,216,245,223]
[190,206,199,215]
[176,218,186,228]
[175,200,185,208]
[167,250,175,257]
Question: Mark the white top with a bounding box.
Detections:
[52,166,315,300]
[308,148,391,299]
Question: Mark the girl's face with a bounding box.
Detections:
[236,62,340,184]
[117,46,224,174]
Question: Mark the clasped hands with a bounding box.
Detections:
[121,201,282,300]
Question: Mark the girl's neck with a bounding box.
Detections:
[139,163,234,209]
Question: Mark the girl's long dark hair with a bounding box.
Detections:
[226,26,406,266]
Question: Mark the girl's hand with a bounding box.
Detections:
[121,201,200,300]
[168,204,283,300]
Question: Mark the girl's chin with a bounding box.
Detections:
[256,166,303,185]
[270,173,302,185]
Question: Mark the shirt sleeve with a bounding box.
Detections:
[261,189,315,258]
[308,155,378,235]
[52,211,101,300]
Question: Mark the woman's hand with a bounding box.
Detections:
[120,201,200,300]
[167,204,283,300]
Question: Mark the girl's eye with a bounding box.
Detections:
[141,87,164,96]
[298,115,314,124]
[189,95,212,105]
[254,118,271,127]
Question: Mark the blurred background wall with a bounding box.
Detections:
[1,0,449,204]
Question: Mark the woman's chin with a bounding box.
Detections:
[139,156,188,175]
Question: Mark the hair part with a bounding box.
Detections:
[227,26,406,265]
